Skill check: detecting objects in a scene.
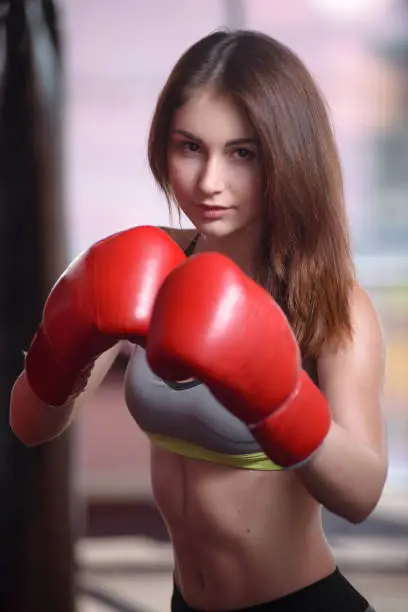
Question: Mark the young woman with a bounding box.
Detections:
[10,30,385,611]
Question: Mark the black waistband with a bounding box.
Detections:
[171,568,371,612]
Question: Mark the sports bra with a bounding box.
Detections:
[124,233,318,471]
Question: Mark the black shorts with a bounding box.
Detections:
[171,568,375,611]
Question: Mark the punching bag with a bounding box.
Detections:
[0,1,74,610]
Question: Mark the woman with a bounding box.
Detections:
[10,30,386,611]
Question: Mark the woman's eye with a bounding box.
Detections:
[181,141,200,153]
[233,148,255,161]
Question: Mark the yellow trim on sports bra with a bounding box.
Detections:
[147,432,283,471]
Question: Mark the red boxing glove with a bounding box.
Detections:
[146,253,331,468]
[25,226,186,406]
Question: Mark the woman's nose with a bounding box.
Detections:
[198,155,225,196]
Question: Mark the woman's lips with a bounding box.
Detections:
[196,204,231,220]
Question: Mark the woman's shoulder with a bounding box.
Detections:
[158,226,198,251]
[318,281,384,367]
[348,282,383,333]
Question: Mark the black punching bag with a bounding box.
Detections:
[0,2,74,611]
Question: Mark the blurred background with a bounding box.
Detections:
[1,0,407,611]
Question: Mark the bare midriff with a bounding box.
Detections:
[151,445,336,611]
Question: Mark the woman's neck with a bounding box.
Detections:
[194,221,261,278]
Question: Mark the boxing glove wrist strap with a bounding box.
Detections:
[25,325,94,407]
[249,370,331,469]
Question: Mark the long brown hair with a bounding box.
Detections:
[148,29,355,360]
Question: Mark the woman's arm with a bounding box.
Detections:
[296,285,388,523]
[10,342,122,447]
[9,225,193,448]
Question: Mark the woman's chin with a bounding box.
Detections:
[195,219,237,239]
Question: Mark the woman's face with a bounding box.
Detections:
[167,88,263,239]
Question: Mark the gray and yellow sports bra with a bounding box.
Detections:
[124,234,318,471]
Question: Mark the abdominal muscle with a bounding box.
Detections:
[151,445,336,611]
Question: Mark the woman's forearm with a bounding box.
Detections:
[9,343,122,447]
[296,420,388,523]
[9,370,77,446]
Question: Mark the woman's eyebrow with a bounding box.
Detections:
[171,129,259,147]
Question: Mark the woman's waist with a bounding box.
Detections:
[172,530,335,611]
[168,509,329,558]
